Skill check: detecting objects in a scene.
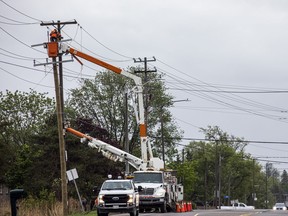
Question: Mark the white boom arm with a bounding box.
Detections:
[66,127,146,170]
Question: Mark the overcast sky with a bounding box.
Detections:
[1,0,288,171]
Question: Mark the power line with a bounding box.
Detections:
[0,60,94,79]
[255,158,288,164]
[81,26,133,60]
[61,30,131,63]
[168,88,288,94]
[248,144,288,153]
[0,26,46,54]
[156,59,287,113]
[158,136,288,145]
[152,135,288,148]
[164,71,285,114]
[0,21,39,25]
[166,80,288,92]
[0,0,42,22]
[156,64,288,122]
[178,137,288,145]
[0,14,38,25]
[0,66,53,89]
[0,47,45,60]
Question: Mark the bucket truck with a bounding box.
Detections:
[45,40,183,212]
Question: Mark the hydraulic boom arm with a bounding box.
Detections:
[46,42,163,170]
[66,127,146,170]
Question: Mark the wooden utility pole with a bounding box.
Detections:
[40,20,77,216]
[52,57,68,215]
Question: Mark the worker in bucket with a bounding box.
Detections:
[50,29,61,42]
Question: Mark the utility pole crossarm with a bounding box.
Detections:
[40,20,77,26]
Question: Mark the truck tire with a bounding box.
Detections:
[129,207,139,216]
[97,209,108,216]
[160,199,167,213]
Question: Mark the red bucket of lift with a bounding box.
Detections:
[47,42,58,57]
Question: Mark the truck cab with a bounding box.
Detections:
[133,170,182,213]
[96,179,140,216]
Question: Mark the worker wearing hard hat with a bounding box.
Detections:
[50,29,61,42]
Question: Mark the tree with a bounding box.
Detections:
[0,90,55,189]
[0,90,54,145]
[281,170,288,198]
[179,125,265,207]
[67,69,183,162]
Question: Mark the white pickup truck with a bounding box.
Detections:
[96,179,141,216]
[220,202,255,210]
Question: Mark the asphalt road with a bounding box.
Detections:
[115,209,287,216]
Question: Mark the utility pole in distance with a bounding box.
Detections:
[39,20,77,216]
[133,57,157,128]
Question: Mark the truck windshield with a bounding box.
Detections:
[102,181,132,190]
[133,173,163,183]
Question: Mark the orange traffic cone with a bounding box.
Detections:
[180,203,183,212]
[182,202,186,212]
[188,202,192,211]
[176,203,181,213]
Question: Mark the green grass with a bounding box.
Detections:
[69,210,97,216]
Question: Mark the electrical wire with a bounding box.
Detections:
[0,0,42,22]
[168,88,288,94]
[0,27,46,54]
[0,60,95,80]
[166,72,286,121]
[165,80,288,92]
[163,68,286,113]
[62,30,131,63]
[0,21,40,25]
[156,60,287,113]
[155,61,288,122]
[172,105,286,115]
[248,144,288,153]
[0,47,46,60]
[167,136,288,145]
[0,66,53,89]
[80,25,133,60]
[0,14,39,25]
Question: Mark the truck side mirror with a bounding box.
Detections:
[10,189,26,216]
[137,186,143,192]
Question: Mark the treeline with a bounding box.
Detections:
[1,71,288,209]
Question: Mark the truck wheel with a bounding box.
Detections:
[97,210,108,216]
[160,199,167,213]
[129,207,138,216]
